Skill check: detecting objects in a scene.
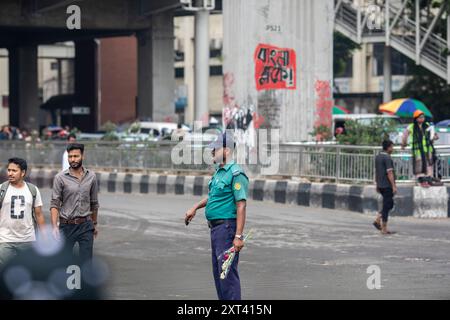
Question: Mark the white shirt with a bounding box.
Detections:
[0,184,43,242]
[62,150,70,171]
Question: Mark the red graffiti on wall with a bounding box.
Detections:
[163,116,174,123]
[223,72,236,107]
[222,72,265,130]
[314,80,333,141]
[223,72,236,127]
[254,44,296,91]
[252,112,265,129]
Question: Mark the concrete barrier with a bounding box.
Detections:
[7,169,449,219]
[413,186,448,218]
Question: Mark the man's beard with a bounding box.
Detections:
[70,160,82,169]
[213,156,224,165]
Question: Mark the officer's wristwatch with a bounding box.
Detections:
[235,234,244,241]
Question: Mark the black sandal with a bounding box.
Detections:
[372,221,381,231]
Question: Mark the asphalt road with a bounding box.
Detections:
[38,189,450,300]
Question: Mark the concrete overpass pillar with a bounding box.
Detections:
[8,46,39,130]
[194,9,210,127]
[223,0,334,142]
[74,40,98,132]
[383,45,392,103]
[137,11,175,122]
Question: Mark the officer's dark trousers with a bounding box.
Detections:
[60,221,95,263]
[211,220,241,300]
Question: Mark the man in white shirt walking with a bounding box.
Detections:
[62,134,77,171]
[0,158,46,269]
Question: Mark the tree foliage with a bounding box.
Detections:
[335,118,398,146]
[334,31,361,76]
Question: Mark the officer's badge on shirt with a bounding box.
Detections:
[234,183,241,191]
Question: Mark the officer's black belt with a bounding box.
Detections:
[207,219,236,229]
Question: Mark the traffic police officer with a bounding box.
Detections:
[185,132,249,300]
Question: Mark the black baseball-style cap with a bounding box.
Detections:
[207,132,235,150]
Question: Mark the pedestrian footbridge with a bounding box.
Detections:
[335,0,450,83]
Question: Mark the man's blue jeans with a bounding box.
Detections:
[60,220,94,263]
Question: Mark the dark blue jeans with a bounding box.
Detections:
[379,187,394,223]
[60,220,95,263]
[210,220,241,300]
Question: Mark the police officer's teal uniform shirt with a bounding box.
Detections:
[205,161,249,221]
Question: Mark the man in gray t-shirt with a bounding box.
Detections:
[374,140,397,235]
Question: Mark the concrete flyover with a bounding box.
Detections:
[6,168,450,219]
[0,0,186,132]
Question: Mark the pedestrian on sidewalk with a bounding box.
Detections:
[401,110,439,187]
[374,139,397,235]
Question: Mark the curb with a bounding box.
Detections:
[1,169,448,219]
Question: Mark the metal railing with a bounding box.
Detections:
[1,141,449,184]
[277,143,450,183]
[0,140,211,173]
